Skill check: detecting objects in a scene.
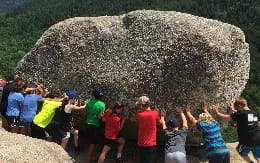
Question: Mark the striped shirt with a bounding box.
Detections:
[197,121,229,156]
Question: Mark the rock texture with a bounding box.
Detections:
[0,128,73,163]
[16,10,250,142]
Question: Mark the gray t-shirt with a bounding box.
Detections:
[164,127,188,154]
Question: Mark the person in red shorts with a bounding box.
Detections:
[136,96,162,163]
[98,103,126,163]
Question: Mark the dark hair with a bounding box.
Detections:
[10,80,26,92]
[45,89,61,98]
[234,98,247,109]
[61,98,69,109]
[112,103,124,112]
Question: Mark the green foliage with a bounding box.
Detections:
[0,0,260,111]
[222,121,238,143]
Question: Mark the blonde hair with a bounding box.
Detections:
[234,98,247,110]
[199,113,214,123]
[33,88,43,95]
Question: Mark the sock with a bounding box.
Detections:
[116,153,122,158]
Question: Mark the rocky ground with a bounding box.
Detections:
[67,139,256,163]
[0,119,256,163]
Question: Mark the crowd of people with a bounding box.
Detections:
[0,75,260,163]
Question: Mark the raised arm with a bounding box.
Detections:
[202,103,214,120]
[185,104,198,124]
[160,109,167,130]
[67,105,85,110]
[176,108,188,128]
[228,101,237,112]
[212,105,232,121]
[120,116,127,130]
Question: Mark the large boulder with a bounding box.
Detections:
[0,128,73,163]
[16,10,250,142]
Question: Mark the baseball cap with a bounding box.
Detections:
[136,96,150,105]
[66,91,77,99]
[92,87,104,98]
[167,118,180,128]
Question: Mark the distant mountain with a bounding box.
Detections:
[0,0,34,12]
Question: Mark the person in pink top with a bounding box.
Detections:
[0,78,7,87]
[136,96,162,163]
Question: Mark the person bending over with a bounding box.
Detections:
[213,98,260,163]
[186,103,230,163]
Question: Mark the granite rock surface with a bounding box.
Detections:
[0,128,73,163]
[16,10,250,142]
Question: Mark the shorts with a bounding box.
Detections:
[19,121,31,128]
[165,151,186,163]
[48,123,71,139]
[31,122,52,139]
[138,146,157,163]
[104,137,117,148]
[6,116,19,127]
[208,152,230,163]
[86,124,103,144]
[237,144,260,158]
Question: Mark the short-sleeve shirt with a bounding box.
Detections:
[33,100,62,128]
[20,94,43,122]
[6,92,24,117]
[197,121,229,156]
[85,98,105,127]
[104,108,121,140]
[231,110,260,146]
[136,109,161,147]
[164,127,188,154]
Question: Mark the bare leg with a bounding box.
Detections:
[256,158,260,163]
[86,144,97,163]
[72,129,79,148]
[98,145,111,163]
[117,137,125,154]
[61,138,69,149]
[46,136,52,142]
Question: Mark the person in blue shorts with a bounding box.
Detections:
[186,103,230,163]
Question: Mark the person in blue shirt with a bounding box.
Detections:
[19,88,43,136]
[6,80,26,133]
[186,103,230,163]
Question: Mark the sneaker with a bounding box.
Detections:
[115,157,123,163]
